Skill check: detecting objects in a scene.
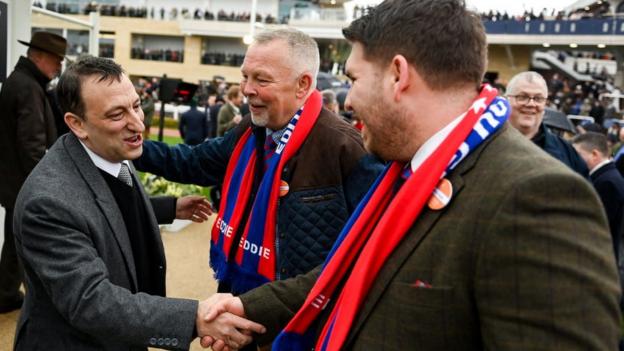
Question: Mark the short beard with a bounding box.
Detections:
[365,98,413,162]
[251,113,268,127]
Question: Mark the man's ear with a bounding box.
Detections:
[389,55,411,102]
[591,149,602,160]
[295,72,314,99]
[64,112,88,140]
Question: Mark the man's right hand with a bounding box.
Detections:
[196,294,264,350]
[200,294,251,351]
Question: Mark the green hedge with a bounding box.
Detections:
[139,172,210,198]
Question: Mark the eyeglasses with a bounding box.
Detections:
[507,94,547,104]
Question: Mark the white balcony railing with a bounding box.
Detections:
[290,8,347,22]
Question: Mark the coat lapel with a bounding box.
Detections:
[345,124,508,345]
[63,134,138,290]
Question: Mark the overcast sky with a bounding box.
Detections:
[465,0,581,14]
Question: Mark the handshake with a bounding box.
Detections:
[196,293,263,351]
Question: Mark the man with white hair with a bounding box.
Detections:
[506,71,588,176]
[134,29,381,298]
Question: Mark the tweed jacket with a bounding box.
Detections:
[217,102,239,137]
[240,124,621,350]
[13,133,198,351]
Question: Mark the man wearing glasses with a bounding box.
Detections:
[506,71,588,176]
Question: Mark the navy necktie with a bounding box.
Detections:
[264,134,277,171]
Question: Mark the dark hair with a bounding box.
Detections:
[342,0,486,90]
[572,131,609,156]
[57,55,123,119]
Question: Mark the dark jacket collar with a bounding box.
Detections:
[15,56,51,88]
[532,123,564,160]
[541,124,561,156]
[591,161,616,181]
[530,123,548,148]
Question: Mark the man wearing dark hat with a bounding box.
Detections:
[0,31,67,313]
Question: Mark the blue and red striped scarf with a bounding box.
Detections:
[273,85,510,350]
[210,90,322,294]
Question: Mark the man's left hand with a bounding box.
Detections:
[176,195,213,222]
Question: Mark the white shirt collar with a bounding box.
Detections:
[265,126,289,144]
[590,159,612,176]
[409,112,466,172]
[79,140,131,178]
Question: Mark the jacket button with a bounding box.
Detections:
[172,338,179,346]
[279,232,286,238]
[281,268,287,274]
[158,265,164,270]
[149,337,157,345]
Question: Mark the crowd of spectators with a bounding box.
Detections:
[158,8,279,23]
[67,43,87,56]
[481,2,613,22]
[545,73,617,126]
[481,9,565,22]
[546,50,616,82]
[34,1,282,24]
[568,2,612,20]
[201,52,245,67]
[131,48,183,63]
[93,4,149,17]
[35,0,620,24]
[352,6,374,19]
[561,50,616,61]
[36,2,148,17]
[99,45,114,58]
[46,41,113,58]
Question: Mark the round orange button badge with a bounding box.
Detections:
[427,178,452,210]
[279,180,290,197]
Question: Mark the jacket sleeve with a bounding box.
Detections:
[343,154,385,212]
[475,171,621,350]
[217,105,235,137]
[593,179,624,251]
[15,84,49,173]
[150,196,177,224]
[15,196,199,350]
[239,266,321,345]
[133,132,237,186]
